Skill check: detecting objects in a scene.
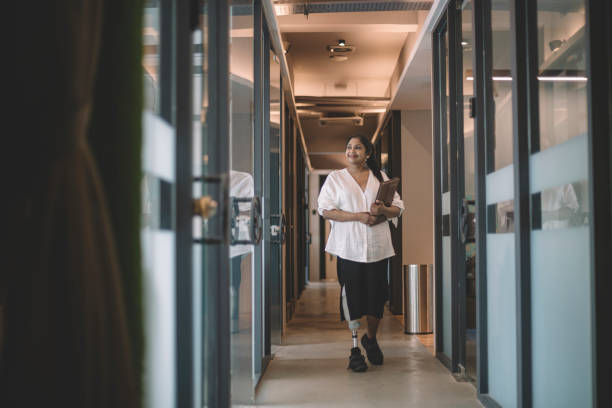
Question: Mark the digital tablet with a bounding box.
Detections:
[375,177,400,206]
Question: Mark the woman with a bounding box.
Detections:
[318,135,404,372]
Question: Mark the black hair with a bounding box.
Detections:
[345,135,384,182]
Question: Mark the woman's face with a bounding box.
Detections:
[346,137,368,166]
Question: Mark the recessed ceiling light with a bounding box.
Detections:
[329,55,348,62]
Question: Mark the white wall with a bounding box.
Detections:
[401,110,434,265]
[308,174,321,282]
[324,220,338,281]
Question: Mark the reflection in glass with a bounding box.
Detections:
[143,3,160,114]
[537,3,587,152]
[487,200,514,233]
[444,32,451,193]
[194,3,208,405]
[490,7,514,171]
[532,181,589,230]
[230,0,255,403]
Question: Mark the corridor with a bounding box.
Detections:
[255,282,480,407]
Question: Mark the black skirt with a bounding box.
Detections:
[337,257,389,321]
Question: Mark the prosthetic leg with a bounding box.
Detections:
[342,286,367,372]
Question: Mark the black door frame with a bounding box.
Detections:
[587,1,612,406]
[471,0,491,403]
[432,0,467,375]
[432,13,449,370]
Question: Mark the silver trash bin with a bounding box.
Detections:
[403,264,433,334]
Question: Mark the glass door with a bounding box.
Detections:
[228,0,261,403]
[142,2,178,406]
[479,2,518,406]
[459,0,477,382]
[192,0,262,404]
[268,45,283,347]
[531,2,593,405]
[433,18,453,368]
[434,0,477,379]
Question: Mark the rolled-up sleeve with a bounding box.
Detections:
[318,174,338,216]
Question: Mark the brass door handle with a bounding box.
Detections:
[193,196,218,219]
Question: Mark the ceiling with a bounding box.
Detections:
[276,1,434,170]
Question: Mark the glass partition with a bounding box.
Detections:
[269,47,282,347]
[531,2,593,406]
[229,0,255,403]
[142,2,177,407]
[441,26,453,361]
[460,0,477,382]
[194,4,208,405]
[485,2,517,407]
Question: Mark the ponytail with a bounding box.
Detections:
[366,156,384,183]
[346,134,384,182]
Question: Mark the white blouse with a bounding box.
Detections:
[318,168,404,263]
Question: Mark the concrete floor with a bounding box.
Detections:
[252,281,481,408]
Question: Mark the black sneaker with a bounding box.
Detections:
[361,334,384,365]
[347,347,368,372]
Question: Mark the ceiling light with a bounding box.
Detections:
[319,116,363,126]
[466,75,587,82]
[329,55,348,62]
[538,76,587,82]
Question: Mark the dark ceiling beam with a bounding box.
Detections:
[273,0,433,16]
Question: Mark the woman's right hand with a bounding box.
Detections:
[355,212,371,224]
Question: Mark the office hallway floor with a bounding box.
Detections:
[253,281,481,407]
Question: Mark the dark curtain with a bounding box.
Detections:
[2,1,141,406]
[89,0,145,388]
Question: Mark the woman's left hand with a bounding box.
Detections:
[370,200,384,216]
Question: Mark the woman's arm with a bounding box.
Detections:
[369,201,401,219]
[322,209,371,224]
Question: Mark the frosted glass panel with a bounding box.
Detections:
[442,236,452,357]
[486,164,514,205]
[486,233,517,408]
[442,191,451,215]
[142,231,176,408]
[531,227,592,407]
